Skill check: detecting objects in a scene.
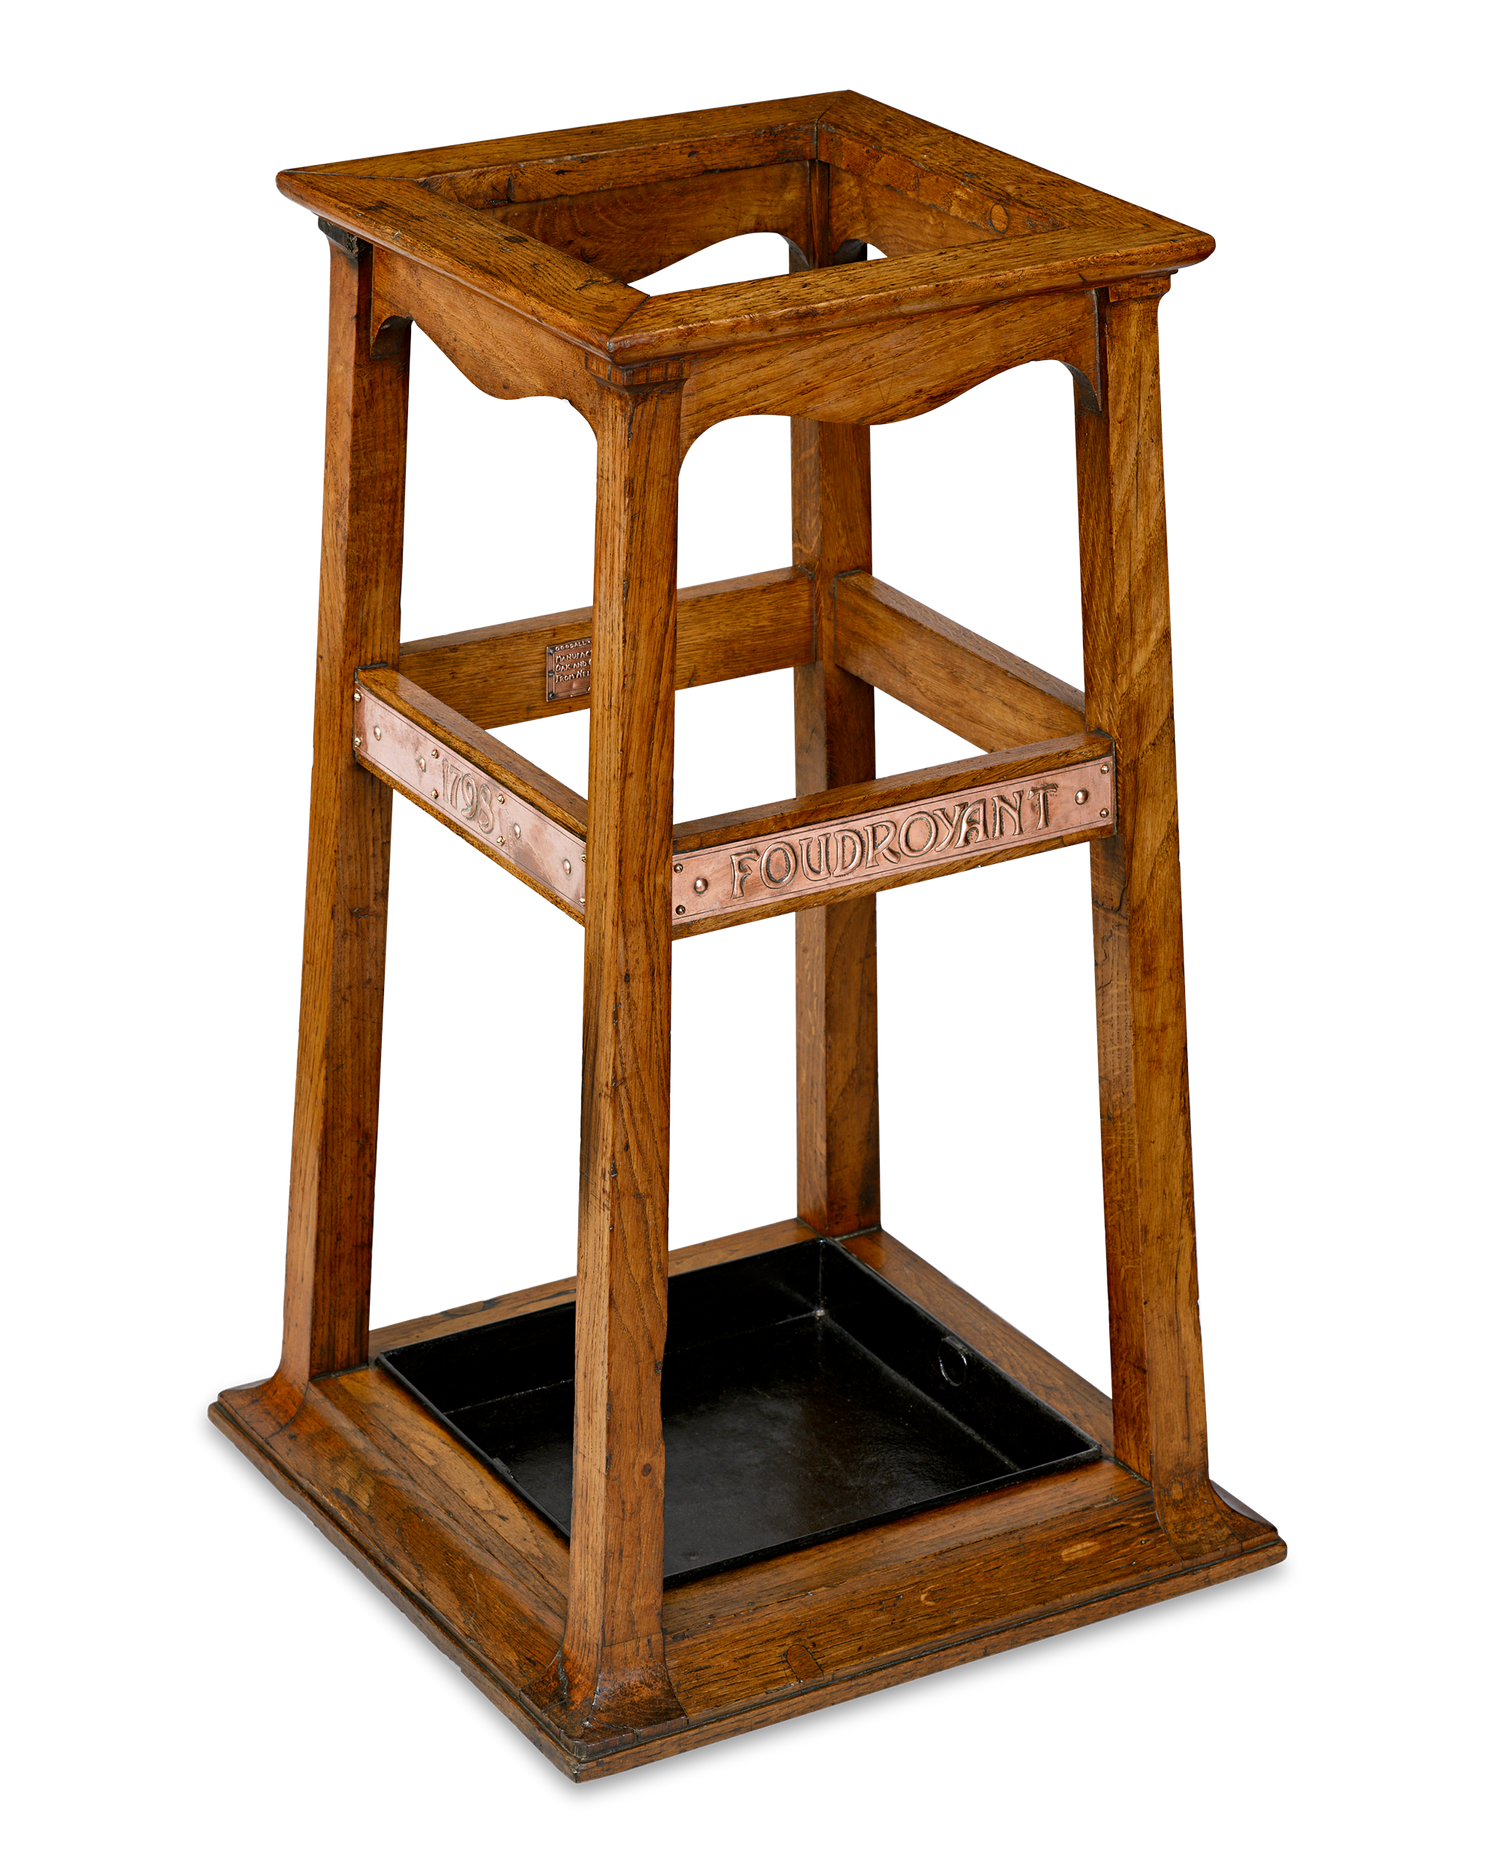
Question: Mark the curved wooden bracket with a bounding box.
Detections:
[370,246,603,425]
[679,285,1102,452]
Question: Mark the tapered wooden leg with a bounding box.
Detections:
[788,180,880,1237]
[1075,282,1234,1560]
[792,417,880,1235]
[553,379,686,1741]
[277,235,410,1395]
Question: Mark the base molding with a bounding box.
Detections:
[212,1221,1284,1780]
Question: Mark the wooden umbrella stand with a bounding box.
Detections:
[211,92,1284,1780]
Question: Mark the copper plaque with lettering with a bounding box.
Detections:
[545,636,592,701]
[353,690,586,909]
[670,755,1113,929]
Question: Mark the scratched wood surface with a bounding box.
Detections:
[277,236,408,1391]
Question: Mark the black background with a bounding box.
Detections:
[181,47,1342,1830]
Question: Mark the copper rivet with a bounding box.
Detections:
[497,795,504,805]
[432,788,439,799]
[373,725,382,739]
[513,823,521,837]
[352,689,361,703]
[432,748,440,758]
[694,877,708,894]
[674,863,683,873]
[417,757,426,772]
[1099,808,1108,818]
[1100,765,1110,775]
[352,735,361,747]
[1075,789,1088,805]
[675,904,686,914]
[563,860,572,875]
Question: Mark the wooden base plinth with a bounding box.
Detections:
[212,1221,1284,1780]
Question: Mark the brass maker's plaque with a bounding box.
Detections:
[353,688,586,909]
[545,636,592,701]
[671,754,1113,929]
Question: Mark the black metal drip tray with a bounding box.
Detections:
[377,1239,1099,1586]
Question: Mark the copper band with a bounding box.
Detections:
[670,755,1113,929]
[353,690,586,909]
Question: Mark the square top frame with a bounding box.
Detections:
[277,89,1212,433]
[213,93,1283,1781]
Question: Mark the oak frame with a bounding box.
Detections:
[217,95,1281,1778]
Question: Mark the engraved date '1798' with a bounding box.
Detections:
[440,758,501,837]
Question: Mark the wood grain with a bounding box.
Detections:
[209,1396,586,1781]
[283,88,1159,245]
[216,1372,564,1672]
[397,566,814,728]
[679,286,1100,446]
[835,572,1086,750]
[793,366,880,1238]
[370,246,602,416]
[278,238,408,1391]
[669,1488,1179,1713]
[606,225,1207,364]
[1075,286,1234,1562]
[369,1218,820,1355]
[619,1539,1283,1779]
[818,93,1200,241]
[555,379,687,1740]
[473,164,813,285]
[280,93,1212,371]
[296,95,832,194]
[276,173,644,350]
[213,1372,1290,1777]
[218,1214,1283,1780]
[827,161,1016,257]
